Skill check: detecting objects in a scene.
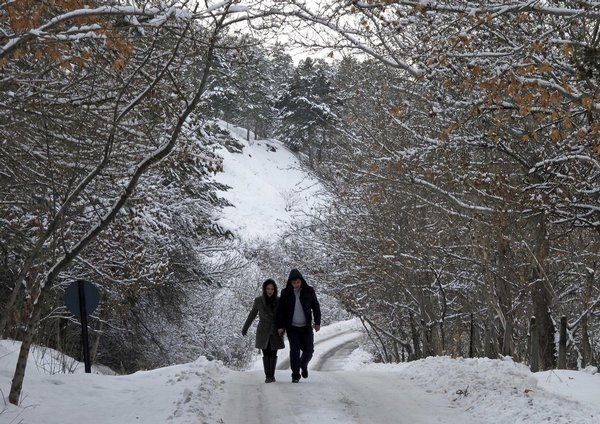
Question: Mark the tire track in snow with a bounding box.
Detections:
[277,328,362,371]
[311,336,361,371]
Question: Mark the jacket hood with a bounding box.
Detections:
[286,268,307,288]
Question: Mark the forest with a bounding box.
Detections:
[0,0,598,406]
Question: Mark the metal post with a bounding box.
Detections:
[78,281,92,373]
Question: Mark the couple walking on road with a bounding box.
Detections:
[242,269,321,383]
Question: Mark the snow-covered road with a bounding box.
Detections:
[220,324,480,424]
[221,369,479,424]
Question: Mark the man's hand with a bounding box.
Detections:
[315,324,320,332]
[277,328,285,336]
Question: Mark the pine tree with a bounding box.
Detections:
[275,58,338,166]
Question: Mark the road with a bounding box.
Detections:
[219,326,480,424]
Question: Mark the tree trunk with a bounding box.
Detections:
[558,316,567,369]
[529,316,539,372]
[10,340,32,404]
[495,230,513,358]
[433,269,447,354]
[581,268,595,367]
[502,319,513,357]
[480,244,499,359]
[483,321,497,358]
[370,324,390,362]
[409,313,422,360]
[420,289,441,356]
[9,305,41,404]
[0,279,23,338]
[420,319,430,357]
[469,312,475,358]
[91,321,105,362]
[528,212,555,370]
[582,319,592,368]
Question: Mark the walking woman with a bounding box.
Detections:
[242,279,285,383]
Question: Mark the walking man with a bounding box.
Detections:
[276,268,321,383]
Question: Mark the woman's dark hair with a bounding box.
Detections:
[262,278,277,304]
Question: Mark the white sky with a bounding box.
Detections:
[2,319,599,423]
[2,122,600,423]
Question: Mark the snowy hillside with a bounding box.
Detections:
[211,121,325,241]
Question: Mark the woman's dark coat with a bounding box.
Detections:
[242,295,285,350]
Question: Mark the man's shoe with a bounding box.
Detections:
[301,367,308,379]
[292,378,300,383]
[265,377,273,383]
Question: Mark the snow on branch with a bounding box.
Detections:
[412,176,497,214]
[1,6,158,59]
[0,1,243,60]
[569,294,600,331]
[285,1,423,78]
[529,155,600,174]
[353,0,600,19]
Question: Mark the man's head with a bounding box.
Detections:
[287,268,305,286]
[291,278,302,289]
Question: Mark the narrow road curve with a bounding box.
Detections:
[277,328,362,371]
[312,336,361,371]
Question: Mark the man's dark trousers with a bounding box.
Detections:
[287,325,314,379]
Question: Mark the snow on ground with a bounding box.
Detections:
[211,121,325,242]
[2,319,600,424]
[382,356,600,424]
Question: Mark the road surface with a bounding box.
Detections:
[219,326,479,424]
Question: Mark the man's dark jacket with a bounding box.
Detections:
[275,269,321,330]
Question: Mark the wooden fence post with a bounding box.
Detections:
[558,316,567,369]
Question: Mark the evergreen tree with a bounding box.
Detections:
[208,40,294,140]
[275,57,338,167]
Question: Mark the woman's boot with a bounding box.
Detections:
[269,356,278,382]
[263,357,272,383]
